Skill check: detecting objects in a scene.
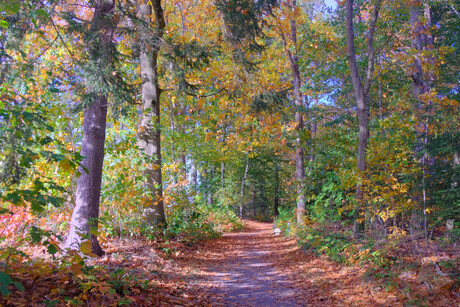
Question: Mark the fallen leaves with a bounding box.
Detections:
[1,220,458,306]
[0,236,216,306]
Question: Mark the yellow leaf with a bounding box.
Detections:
[80,240,97,257]
[89,228,99,236]
[80,240,92,254]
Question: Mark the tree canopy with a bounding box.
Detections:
[0,0,458,304]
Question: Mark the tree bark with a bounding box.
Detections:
[189,158,197,191]
[65,0,117,256]
[410,1,434,240]
[274,162,280,216]
[169,99,177,185]
[240,157,249,218]
[252,183,257,217]
[137,0,166,227]
[203,167,213,205]
[346,0,381,238]
[280,0,305,225]
[410,1,431,100]
[221,161,225,191]
[309,121,317,163]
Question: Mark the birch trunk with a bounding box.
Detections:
[189,158,197,191]
[136,0,166,227]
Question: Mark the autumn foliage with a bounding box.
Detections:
[0,0,459,305]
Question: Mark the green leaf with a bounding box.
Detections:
[29,226,42,244]
[31,201,45,213]
[11,281,24,292]
[46,195,63,207]
[50,154,65,162]
[0,271,13,295]
[0,20,8,29]
[39,136,53,145]
[0,208,12,215]
[47,244,58,255]
[35,9,49,20]
[5,192,21,204]
[0,0,21,15]
[0,271,21,295]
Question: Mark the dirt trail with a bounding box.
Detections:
[195,220,306,306]
[189,220,458,307]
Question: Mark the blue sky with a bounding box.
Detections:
[324,0,338,10]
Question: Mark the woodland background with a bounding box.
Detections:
[0,0,459,304]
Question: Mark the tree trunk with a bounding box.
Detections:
[65,0,117,256]
[206,167,213,205]
[410,2,431,100]
[259,181,265,216]
[410,1,434,240]
[280,0,305,225]
[274,162,280,216]
[252,183,257,217]
[240,157,249,218]
[221,161,225,191]
[309,121,317,163]
[189,158,197,191]
[445,152,458,239]
[169,99,177,185]
[180,153,187,177]
[454,151,460,183]
[346,0,381,238]
[137,0,166,227]
[65,98,108,256]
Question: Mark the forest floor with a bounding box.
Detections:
[2,220,459,306]
[189,220,458,306]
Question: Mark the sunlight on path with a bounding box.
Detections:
[207,221,305,306]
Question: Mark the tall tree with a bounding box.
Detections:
[409,0,438,239]
[240,157,249,218]
[136,0,167,226]
[65,0,118,255]
[278,0,306,224]
[410,0,433,100]
[274,161,280,216]
[345,0,382,237]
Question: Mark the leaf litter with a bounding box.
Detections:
[1,220,458,306]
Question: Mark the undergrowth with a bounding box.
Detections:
[97,187,243,243]
[274,207,459,305]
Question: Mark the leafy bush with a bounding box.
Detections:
[274,206,295,235]
[297,223,393,267]
[162,188,243,242]
[298,225,351,263]
[99,208,144,239]
[165,206,219,242]
[203,206,243,233]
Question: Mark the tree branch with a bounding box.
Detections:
[364,0,382,95]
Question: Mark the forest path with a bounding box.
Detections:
[194,220,307,306]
